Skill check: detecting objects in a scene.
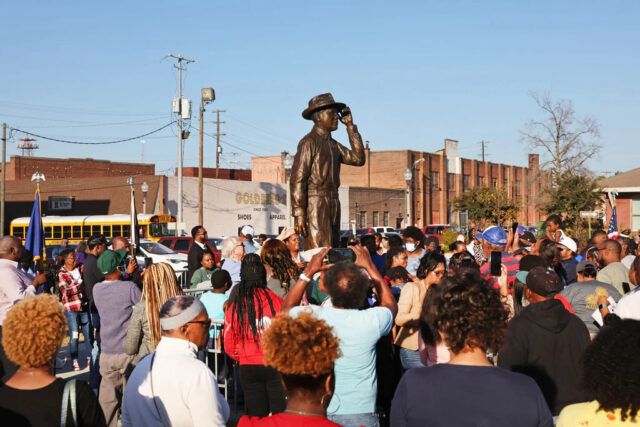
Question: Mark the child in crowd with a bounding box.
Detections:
[545,214,566,242]
[200,269,231,342]
[387,266,410,301]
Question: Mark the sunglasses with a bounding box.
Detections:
[188,319,212,328]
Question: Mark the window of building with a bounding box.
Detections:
[503,178,508,188]
[447,173,455,192]
[373,211,379,227]
[430,171,439,190]
[515,180,521,197]
[359,211,366,228]
[491,178,497,187]
[383,211,389,226]
[463,175,470,192]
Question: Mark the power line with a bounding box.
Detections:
[8,122,176,145]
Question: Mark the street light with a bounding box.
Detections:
[404,168,412,227]
[198,87,216,225]
[283,153,294,226]
[141,181,149,214]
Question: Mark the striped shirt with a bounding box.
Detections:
[480,252,520,289]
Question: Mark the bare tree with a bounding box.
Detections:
[520,91,601,186]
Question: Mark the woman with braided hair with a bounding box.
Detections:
[224,253,285,417]
[123,263,183,365]
[260,238,300,298]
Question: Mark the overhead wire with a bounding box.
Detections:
[9,122,176,145]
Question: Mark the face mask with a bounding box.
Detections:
[405,243,416,252]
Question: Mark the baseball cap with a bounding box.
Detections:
[240,225,255,237]
[576,259,597,274]
[557,235,577,253]
[88,234,108,247]
[97,249,127,275]
[478,226,507,246]
[516,255,547,283]
[525,266,563,296]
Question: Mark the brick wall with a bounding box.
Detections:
[4,156,154,180]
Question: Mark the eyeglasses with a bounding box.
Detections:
[188,319,212,327]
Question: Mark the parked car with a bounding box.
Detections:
[422,224,452,240]
[158,237,222,265]
[372,227,396,234]
[135,239,189,272]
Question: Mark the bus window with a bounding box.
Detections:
[45,226,52,239]
[13,227,25,238]
[139,225,148,238]
[112,224,122,236]
[72,226,81,239]
[102,225,112,238]
[149,223,170,238]
[82,226,90,238]
[122,225,131,238]
[63,226,71,239]
[53,226,62,239]
[91,225,101,236]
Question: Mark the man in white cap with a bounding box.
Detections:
[122,295,229,427]
[239,225,257,254]
[557,234,579,285]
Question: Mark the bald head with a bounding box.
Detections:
[0,236,23,261]
[111,237,129,251]
[598,239,622,265]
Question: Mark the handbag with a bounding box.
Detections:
[60,379,77,426]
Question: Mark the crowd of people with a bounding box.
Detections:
[0,214,638,426]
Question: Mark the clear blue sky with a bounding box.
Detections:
[1,1,638,176]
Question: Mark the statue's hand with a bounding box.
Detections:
[339,106,353,126]
[294,216,308,237]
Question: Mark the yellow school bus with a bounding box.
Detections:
[10,214,177,245]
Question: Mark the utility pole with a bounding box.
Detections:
[1,123,6,237]
[479,140,489,162]
[213,110,226,178]
[167,54,194,235]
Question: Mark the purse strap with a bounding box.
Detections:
[60,379,77,427]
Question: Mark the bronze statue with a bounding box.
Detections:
[290,93,366,249]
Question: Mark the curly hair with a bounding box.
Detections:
[260,239,300,290]
[2,294,67,368]
[263,311,341,376]
[435,274,509,354]
[581,319,640,421]
[403,226,424,245]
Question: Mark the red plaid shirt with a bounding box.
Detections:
[58,267,85,312]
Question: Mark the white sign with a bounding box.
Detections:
[49,196,73,211]
[580,211,599,219]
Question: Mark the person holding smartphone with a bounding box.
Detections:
[477,226,520,288]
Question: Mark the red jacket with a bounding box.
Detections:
[224,289,283,365]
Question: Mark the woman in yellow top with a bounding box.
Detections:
[557,318,640,426]
[394,251,446,369]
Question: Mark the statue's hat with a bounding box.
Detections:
[302,93,346,120]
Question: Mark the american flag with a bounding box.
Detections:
[607,201,618,238]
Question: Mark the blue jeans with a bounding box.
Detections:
[399,347,425,369]
[329,413,379,427]
[64,310,91,361]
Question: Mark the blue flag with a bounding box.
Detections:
[24,189,45,264]
[607,203,618,238]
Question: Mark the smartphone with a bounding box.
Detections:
[622,282,631,294]
[326,248,356,264]
[144,257,153,268]
[490,251,502,276]
[338,107,351,119]
[512,222,519,234]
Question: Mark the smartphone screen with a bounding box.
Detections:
[144,257,153,268]
[326,248,356,264]
[512,222,519,234]
[490,251,502,276]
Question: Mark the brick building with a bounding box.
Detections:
[180,167,251,181]
[252,139,547,228]
[3,155,155,180]
[1,156,162,235]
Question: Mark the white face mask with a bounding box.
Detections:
[405,243,416,252]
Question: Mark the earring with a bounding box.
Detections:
[326,393,341,414]
[320,393,331,408]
